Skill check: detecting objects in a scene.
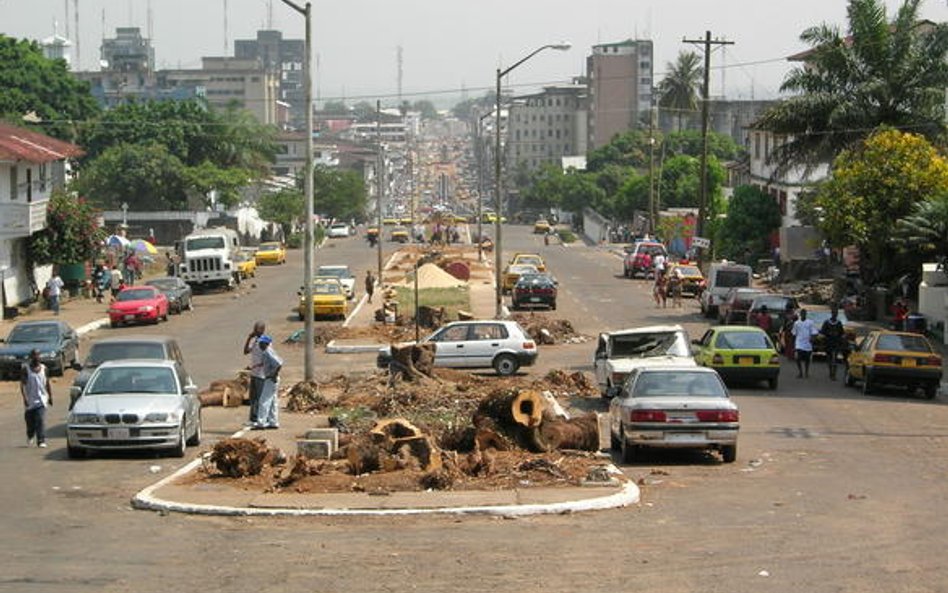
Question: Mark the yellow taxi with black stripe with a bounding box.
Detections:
[254,242,286,265]
[509,253,546,273]
[693,326,780,389]
[533,219,551,234]
[297,278,347,320]
[666,261,706,297]
[502,263,539,294]
[846,330,942,398]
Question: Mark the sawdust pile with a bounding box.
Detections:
[397,263,466,288]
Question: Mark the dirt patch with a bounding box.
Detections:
[509,313,590,345]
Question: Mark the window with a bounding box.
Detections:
[754,133,761,159]
[471,324,507,341]
[764,134,770,159]
[38,163,47,192]
[9,166,17,200]
[25,168,32,202]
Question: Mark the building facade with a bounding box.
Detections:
[587,39,653,150]
[234,30,305,127]
[506,84,588,172]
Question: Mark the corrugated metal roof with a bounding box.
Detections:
[0,123,84,163]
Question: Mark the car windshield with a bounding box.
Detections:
[313,283,342,295]
[516,256,542,267]
[7,324,59,343]
[716,331,773,350]
[517,274,553,286]
[186,237,225,250]
[511,265,538,274]
[611,331,690,358]
[317,267,349,278]
[675,266,701,277]
[877,334,932,353]
[84,342,167,366]
[632,371,727,398]
[331,224,347,229]
[85,367,179,395]
[117,289,156,301]
[146,279,178,290]
[259,243,281,251]
[808,311,849,325]
[753,296,794,310]
[714,270,750,288]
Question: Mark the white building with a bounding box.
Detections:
[0,123,83,319]
[506,84,588,173]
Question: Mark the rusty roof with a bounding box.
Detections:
[0,122,84,163]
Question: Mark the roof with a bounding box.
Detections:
[97,359,178,369]
[0,123,84,163]
[605,325,686,336]
[88,335,176,344]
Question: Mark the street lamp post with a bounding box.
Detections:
[476,109,493,262]
[494,42,571,318]
[121,202,128,228]
[280,0,315,380]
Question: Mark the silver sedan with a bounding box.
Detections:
[608,366,739,464]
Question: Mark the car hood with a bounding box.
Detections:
[0,341,60,356]
[72,393,183,416]
[110,300,157,311]
[609,356,697,372]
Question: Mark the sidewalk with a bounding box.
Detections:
[0,292,110,339]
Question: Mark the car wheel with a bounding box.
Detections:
[493,353,519,377]
[170,422,187,457]
[721,444,737,463]
[610,426,621,450]
[620,432,636,464]
[186,413,202,446]
[55,354,66,377]
[67,444,86,459]
[844,368,856,387]
[110,320,118,329]
[768,376,778,390]
[924,383,938,400]
[862,369,874,395]
[298,311,304,321]
[550,300,557,311]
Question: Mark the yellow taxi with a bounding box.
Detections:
[255,241,286,265]
[533,219,551,234]
[366,226,379,240]
[482,212,507,223]
[666,261,706,297]
[382,217,398,226]
[399,217,413,226]
[509,252,546,273]
[297,278,347,321]
[452,214,468,224]
[693,325,781,389]
[390,226,409,243]
[502,263,540,294]
[234,251,257,279]
[846,330,942,398]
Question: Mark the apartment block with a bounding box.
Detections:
[587,39,653,150]
[506,84,588,172]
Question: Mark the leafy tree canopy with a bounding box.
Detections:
[719,185,782,260]
[321,100,349,115]
[664,130,743,161]
[659,154,725,209]
[29,190,106,265]
[313,165,367,221]
[256,188,304,239]
[73,143,188,211]
[0,35,100,141]
[586,130,653,172]
[451,92,496,121]
[411,100,439,120]
[894,194,948,265]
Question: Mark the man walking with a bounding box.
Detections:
[365,270,376,304]
[820,304,847,381]
[252,335,283,430]
[792,308,819,378]
[21,350,52,447]
[46,272,64,315]
[243,321,266,425]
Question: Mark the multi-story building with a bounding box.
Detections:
[506,84,588,172]
[234,30,305,127]
[587,39,653,150]
[159,58,280,126]
[272,132,339,178]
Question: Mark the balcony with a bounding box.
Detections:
[0,199,48,239]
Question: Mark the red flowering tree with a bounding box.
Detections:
[28,190,106,265]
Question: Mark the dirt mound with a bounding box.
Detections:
[209,438,284,478]
[509,313,587,344]
[398,263,466,288]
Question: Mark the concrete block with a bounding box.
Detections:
[297,439,333,460]
[304,428,339,450]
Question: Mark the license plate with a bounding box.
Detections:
[530,297,541,302]
[666,432,703,442]
[108,428,130,440]
[738,357,755,365]
[902,358,916,367]
[124,314,135,320]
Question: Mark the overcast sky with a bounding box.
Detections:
[3,0,946,106]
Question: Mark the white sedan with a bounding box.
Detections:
[327,223,350,238]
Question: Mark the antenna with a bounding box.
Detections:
[147,0,153,40]
[267,0,274,29]
[720,45,726,99]
[397,45,404,106]
[64,0,70,38]
[316,52,321,104]
[223,0,229,52]
[74,0,80,68]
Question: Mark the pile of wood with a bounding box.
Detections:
[543,369,599,397]
[387,343,437,382]
[416,305,445,329]
[198,372,250,407]
[471,389,600,453]
[509,313,583,344]
[209,438,284,478]
[284,380,330,412]
[346,418,441,474]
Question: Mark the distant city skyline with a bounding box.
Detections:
[2,0,946,108]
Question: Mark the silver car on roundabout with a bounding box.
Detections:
[66,359,202,459]
[608,365,739,464]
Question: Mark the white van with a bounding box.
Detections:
[699,263,753,318]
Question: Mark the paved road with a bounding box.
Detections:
[1,226,946,593]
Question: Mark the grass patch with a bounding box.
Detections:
[557,229,577,243]
[394,286,471,321]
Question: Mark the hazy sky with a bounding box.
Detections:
[2,0,946,106]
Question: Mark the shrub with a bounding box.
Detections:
[557,229,577,244]
[286,232,303,249]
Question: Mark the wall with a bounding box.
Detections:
[918,263,948,345]
[582,207,611,244]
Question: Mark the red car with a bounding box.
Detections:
[622,242,667,278]
[108,286,169,328]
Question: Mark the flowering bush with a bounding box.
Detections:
[28,190,106,265]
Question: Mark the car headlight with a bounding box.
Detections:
[70,413,100,423]
[41,351,58,359]
[144,411,180,423]
[108,308,120,314]
[168,295,178,301]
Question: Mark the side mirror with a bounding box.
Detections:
[691,339,702,345]
[605,385,622,399]
[185,385,198,396]
[69,386,81,402]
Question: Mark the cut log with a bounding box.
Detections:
[389,343,438,381]
[346,436,385,474]
[417,305,445,329]
[474,427,511,452]
[538,414,601,451]
[370,418,423,441]
[393,435,442,471]
[456,309,474,321]
[511,390,545,427]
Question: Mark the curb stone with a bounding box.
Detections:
[76,318,111,336]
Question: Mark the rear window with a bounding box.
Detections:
[611,332,691,358]
[632,372,727,398]
[715,331,773,350]
[753,296,795,311]
[714,270,750,289]
[877,334,932,353]
[86,342,167,366]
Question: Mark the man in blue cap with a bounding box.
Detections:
[252,335,283,430]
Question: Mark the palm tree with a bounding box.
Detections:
[894,195,948,266]
[657,51,703,132]
[757,0,948,173]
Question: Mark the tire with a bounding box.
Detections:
[610,426,621,450]
[844,368,856,387]
[186,413,202,446]
[170,422,187,457]
[55,354,66,377]
[298,311,304,321]
[620,432,636,464]
[66,444,86,459]
[550,300,557,311]
[768,376,778,390]
[493,353,519,376]
[862,369,874,395]
[110,320,118,329]
[721,444,737,463]
[924,383,938,400]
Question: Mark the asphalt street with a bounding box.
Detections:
[1,226,947,593]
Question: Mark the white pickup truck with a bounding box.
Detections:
[593,325,697,398]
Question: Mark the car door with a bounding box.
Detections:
[466,323,508,368]
[693,329,715,366]
[848,333,875,379]
[429,324,472,367]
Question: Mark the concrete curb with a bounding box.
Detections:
[324,341,384,354]
[75,318,111,336]
[130,455,639,517]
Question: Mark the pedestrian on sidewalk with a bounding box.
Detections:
[45,272,64,315]
[252,335,283,430]
[91,264,106,303]
[109,266,122,300]
[792,309,819,378]
[21,350,52,448]
[243,321,266,425]
[365,270,376,304]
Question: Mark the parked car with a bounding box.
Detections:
[699,263,753,318]
[145,277,193,314]
[297,278,347,320]
[316,265,356,300]
[377,320,537,376]
[66,360,201,458]
[717,287,769,325]
[534,219,551,234]
[748,294,800,327]
[594,325,696,397]
[254,242,286,265]
[608,366,739,463]
[108,286,169,328]
[234,251,257,279]
[692,326,781,389]
[70,335,186,406]
[512,273,557,310]
[807,308,857,360]
[502,263,540,294]
[845,330,942,398]
[509,252,546,273]
[623,241,667,278]
[665,262,705,297]
[390,226,410,243]
[0,320,79,378]
[328,223,351,238]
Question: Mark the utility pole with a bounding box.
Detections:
[648,106,656,235]
[376,100,384,282]
[684,31,733,259]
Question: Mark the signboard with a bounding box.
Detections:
[691,236,711,249]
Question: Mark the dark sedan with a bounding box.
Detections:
[512,273,557,310]
[145,277,193,314]
[0,320,79,378]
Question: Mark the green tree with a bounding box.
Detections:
[322,100,349,115]
[658,154,725,209]
[181,161,255,209]
[614,173,650,221]
[756,0,948,172]
[586,130,653,172]
[313,166,367,221]
[720,185,782,260]
[0,35,100,141]
[74,143,188,211]
[664,130,742,161]
[451,92,495,121]
[657,51,702,131]
[813,129,948,276]
[894,194,948,265]
[256,188,304,239]
[411,100,439,120]
[28,190,106,265]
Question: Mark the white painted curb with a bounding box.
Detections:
[76,318,111,336]
[324,341,384,354]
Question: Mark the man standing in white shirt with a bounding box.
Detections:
[21,350,53,447]
[653,252,667,278]
[792,309,819,378]
[46,273,64,315]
